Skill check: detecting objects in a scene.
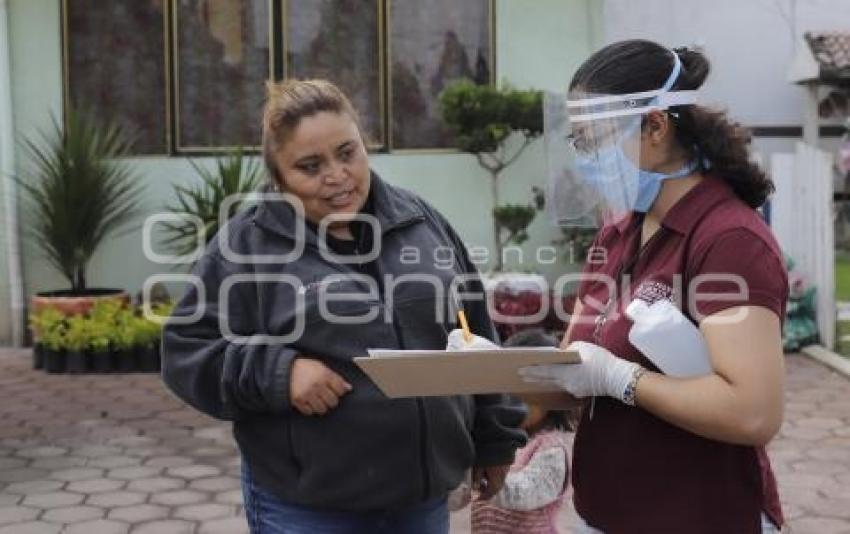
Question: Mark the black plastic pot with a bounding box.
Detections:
[33,344,44,370]
[66,350,89,374]
[114,349,136,373]
[44,349,66,374]
[136,344,160,373]
[90,351,115,373]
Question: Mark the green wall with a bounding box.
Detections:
[2,0,600,342]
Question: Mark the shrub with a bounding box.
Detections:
[109,307,137,352]
[64,315,90,353]
[87,316,111,354]
[35,309,67,351]
[29,307,65,343]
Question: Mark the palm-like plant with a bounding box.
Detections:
[161,149,263,258]
[16,110,144,293]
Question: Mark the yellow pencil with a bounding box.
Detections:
[457,310,473,344]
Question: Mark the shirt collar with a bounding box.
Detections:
[661,174,735,234]
[611,174,734,236]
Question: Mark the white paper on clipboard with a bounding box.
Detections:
[354,348,580,398]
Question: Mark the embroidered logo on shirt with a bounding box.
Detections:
[633,280,674,305]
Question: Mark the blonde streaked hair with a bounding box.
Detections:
[262,79,366,186]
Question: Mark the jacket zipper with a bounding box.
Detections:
[372,223,431,501]
[259,206,432,495]
[386,315,431,500]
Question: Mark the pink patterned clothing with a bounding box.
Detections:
[472,430,571,534]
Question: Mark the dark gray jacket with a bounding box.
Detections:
[161,173,526,511]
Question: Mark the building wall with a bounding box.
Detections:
[0,0,20,344]
[0,0,600,344]
[600,0,848,159]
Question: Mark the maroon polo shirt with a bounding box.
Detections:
[570,174,788,533]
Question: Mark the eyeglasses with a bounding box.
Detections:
[565,126,620,155]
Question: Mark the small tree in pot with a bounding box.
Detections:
[439,80,543,271]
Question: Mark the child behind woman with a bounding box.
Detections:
[471,329,573,534]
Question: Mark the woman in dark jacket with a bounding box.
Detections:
[161,79,526,533]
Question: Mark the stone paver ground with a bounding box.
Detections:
[0,350,847,533]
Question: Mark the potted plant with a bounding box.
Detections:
[783,254,819,352]
[63,315,90,374]
[39,312,67,374]
[85,299,121,373]
[29,307,64,369]
[440,80,567,336]
[134,317,158,373]
[161,148,263,259]
[89,315,115,373]
[29,322,44,370]
[136,301,173,373]
[113,311,138,374]
[16,109,144,317]
[439,80,544,272]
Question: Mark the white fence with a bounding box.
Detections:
[771,142,836,350]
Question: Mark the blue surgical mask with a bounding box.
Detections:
[633,157,700,212]
[575,138,699,214]
[574,142,637,210]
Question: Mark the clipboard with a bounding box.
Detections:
[354,348,580,398]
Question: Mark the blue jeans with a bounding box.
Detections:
[240,462,449,534]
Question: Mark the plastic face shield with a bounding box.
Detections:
[544,53,699,227]
[544,91,644,227]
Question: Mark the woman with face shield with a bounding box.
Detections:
[521,40,787,533]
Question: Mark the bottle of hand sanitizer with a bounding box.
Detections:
[625,299,712,378]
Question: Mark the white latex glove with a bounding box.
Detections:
[518,341,640,403]
[446,329,500,351]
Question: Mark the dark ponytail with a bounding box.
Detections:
[570,40,773,209]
